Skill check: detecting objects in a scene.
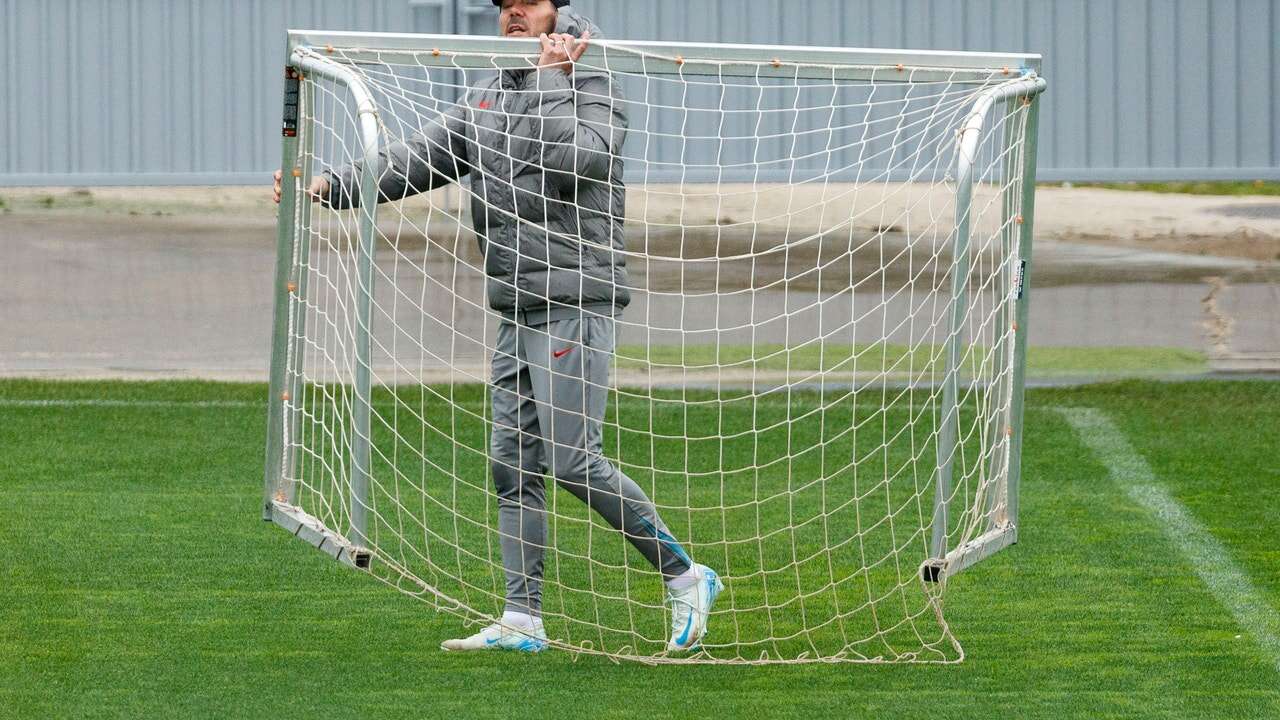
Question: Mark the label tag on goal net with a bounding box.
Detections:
[281,66,300,138]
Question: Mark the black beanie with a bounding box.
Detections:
[492,0,569,6]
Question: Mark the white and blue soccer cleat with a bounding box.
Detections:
[666,564,723,651]
[440,621,548,653]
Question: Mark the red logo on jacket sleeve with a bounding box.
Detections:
[477,99,491,110]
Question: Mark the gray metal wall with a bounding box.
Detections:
[2,0,1277,185]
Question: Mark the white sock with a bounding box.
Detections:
[501,610,541,629]
[666,564,702,591]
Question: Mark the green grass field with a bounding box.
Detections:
[1054,180,1280,196]
[615,343,1208,376]
[2,378,1278,718]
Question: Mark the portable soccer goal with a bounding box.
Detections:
[264,29,1045,664]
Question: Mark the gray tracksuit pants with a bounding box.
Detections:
[489,314,692,616]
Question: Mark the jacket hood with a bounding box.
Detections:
[552,7,602,40]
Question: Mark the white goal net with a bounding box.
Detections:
[265,31,1045,664]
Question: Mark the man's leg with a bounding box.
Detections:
[440,325,550,652]
[520,314,692,580]
[489,320,549,618]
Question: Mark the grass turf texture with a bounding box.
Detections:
[2,378,1278,718]
[614,343,1208,377]
[1049,180,1280,196]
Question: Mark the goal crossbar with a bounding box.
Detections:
[286,29,1041,82]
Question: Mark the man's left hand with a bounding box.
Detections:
[538,31,590,75]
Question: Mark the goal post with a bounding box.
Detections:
[925,79,1043,579]
[264,29,1045,664]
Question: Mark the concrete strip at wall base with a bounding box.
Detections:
[2,183,1276,382]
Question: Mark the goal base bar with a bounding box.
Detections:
[268,501,371,570]
[921,524,1017,583]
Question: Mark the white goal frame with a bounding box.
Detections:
[263,29,1045,650]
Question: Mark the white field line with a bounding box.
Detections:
[1057,406,1280,674]
[0,396,912,411]
[0,398,261,408]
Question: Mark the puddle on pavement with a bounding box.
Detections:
[2,213,1277,378]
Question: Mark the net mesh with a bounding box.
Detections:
[274,38,1037,664]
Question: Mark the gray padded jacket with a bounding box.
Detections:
[324,9,629,325]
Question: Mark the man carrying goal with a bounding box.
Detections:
[272,0,721,653]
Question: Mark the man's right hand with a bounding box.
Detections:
[537,31,589,75]
[273,169,329,204]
